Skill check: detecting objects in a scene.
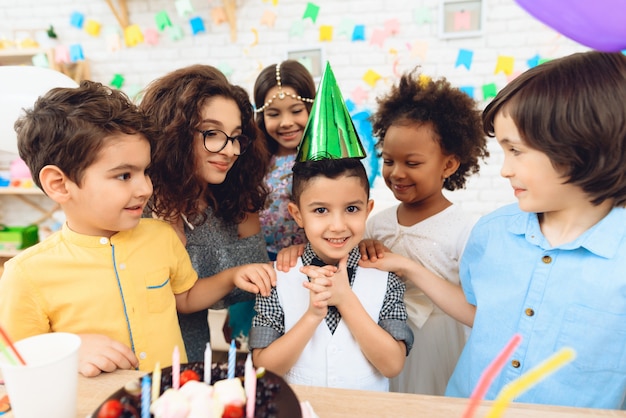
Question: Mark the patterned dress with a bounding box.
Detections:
[259,154,307,258]
[181,207,269,362]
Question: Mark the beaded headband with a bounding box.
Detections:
[255,62,315,113]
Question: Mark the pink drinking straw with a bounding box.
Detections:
[244,353,256,418]
[460,333,522,418]
[172,345,180,390]
[0,326,26,365]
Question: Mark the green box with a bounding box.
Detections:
[0,225,39,251]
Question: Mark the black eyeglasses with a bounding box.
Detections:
[196,129,251,156]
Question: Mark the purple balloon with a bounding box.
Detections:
[515,0,626,52]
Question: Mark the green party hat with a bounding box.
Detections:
[296,62,366,162]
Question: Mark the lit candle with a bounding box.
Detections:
[172,345,181,390]
[485,347,576,418]
[228,339,236,379]
[151,361,161,402]
[141,374,151,418]
[244,353,256,418]
[204,342,212,384]
[462,333,522,418]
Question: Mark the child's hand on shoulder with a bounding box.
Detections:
[77,334,138,377]
[359,251,416,278]
[275,244,305,272]
[358,239,389,261]
[232,263,276,297]
[300,263,337,279]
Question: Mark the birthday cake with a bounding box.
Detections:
[93,361,302,418]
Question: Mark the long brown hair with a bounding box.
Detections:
[140,65,270,225]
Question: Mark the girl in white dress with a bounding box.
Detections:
[362,69,489,395]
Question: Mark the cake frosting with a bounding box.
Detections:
[151,379,245,418]
[94,361,301,418]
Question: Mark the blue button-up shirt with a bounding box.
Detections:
[447,204,626,410]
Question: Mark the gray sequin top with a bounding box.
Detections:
[181,207,270,361]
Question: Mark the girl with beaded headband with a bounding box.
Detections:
[254,60,316,260]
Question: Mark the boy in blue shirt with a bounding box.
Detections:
[361,51,626,409]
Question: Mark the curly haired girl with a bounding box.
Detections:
[140,65,271,361]
[363,69,489,395]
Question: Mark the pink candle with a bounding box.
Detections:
[244,353,256,418]
[172,345,180,390]
[461,333,522,418]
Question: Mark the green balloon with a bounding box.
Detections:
[296,62,366,162]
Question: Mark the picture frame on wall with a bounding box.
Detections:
[439,0,484,39]
[286,48,324,82]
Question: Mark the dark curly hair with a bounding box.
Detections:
[15,80,152,190]
[371,68,488,191]
[140,65,270,225]
[254,60,317,155]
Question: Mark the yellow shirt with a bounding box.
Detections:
[0,219,197,371]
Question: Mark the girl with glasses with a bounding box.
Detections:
[140,64,271,362]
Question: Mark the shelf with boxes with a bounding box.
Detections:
[0,47,51,66]
[0,40,82,262]
[0,186,60,258]
[0,47,90,83]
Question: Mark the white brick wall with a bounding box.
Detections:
[0,0,589,222]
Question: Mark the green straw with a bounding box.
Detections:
[0,326,25,365]
[0,343,17,366]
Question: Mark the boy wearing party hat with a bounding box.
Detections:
[249,63,413,391]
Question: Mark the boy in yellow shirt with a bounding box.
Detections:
[0,81,275,377]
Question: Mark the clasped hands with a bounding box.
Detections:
[300,256,353,318]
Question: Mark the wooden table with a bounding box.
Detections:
[1,369,626,417]
[290,385,626,417]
